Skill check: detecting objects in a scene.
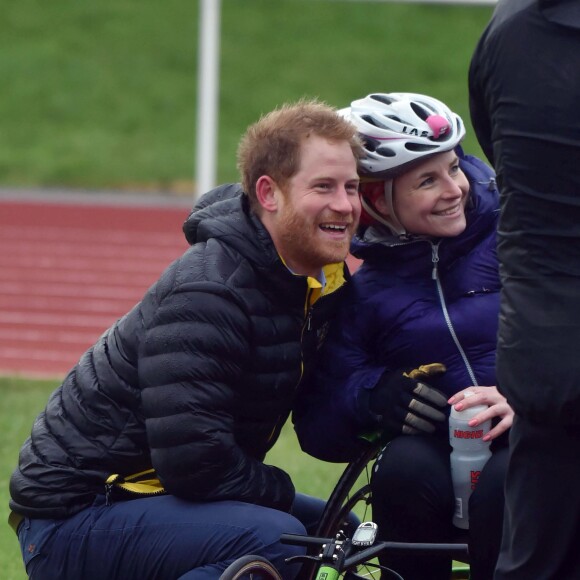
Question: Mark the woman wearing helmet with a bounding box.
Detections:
[294,93,513,579]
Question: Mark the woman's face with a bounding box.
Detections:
[390,150,470,237]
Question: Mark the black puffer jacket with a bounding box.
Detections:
[469,0,580,425]
[10,184,350,519]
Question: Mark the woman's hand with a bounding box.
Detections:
[448,386,513,441]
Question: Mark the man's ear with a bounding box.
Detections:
[255,176,279,213]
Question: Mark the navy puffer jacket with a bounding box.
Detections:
[294,152,500,462]
[10,184,350,518]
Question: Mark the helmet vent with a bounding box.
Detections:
[370,94,395,105]
[361,114,381,128]
[410,101,433,121]
[405,143,439,152]
[376,145,397,158]
[363,137,381,152]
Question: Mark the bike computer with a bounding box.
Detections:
[351,521,378,547]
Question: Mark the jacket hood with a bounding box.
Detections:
[351,151,498,262]
[182,183,280,270]
[183,183,246,245]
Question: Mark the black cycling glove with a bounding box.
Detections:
[368,363,448,436]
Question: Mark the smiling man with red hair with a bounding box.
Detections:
[9,99,363,580]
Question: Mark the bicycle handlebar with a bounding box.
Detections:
[281,532,469,572]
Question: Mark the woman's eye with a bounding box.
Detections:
[450,164,460,175]
[420,177,434,188]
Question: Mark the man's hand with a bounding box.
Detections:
[369,363,448,436]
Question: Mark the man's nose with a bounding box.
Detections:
[329,187,356,213]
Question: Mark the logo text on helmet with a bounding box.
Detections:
[402,126,430,138]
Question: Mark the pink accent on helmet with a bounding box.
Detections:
[426,115,450,139]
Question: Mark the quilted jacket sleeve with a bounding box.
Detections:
[138,258,295,511]
[294,292,384,463]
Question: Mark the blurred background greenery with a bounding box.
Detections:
[1,0,493,195]
[0,377,352,579]
[1,378,60,579]
[1,2,494,576]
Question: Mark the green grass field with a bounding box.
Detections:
[0,2,493,574]
[1,0,494,194]
[0,376,352,578]
[0,378,59,579]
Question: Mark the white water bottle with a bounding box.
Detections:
[449,390,491,530]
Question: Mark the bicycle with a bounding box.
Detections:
[303,440,470,580]
[219,521,469,580]
[219,441,470,579]
[313,440,379,539]
[220,554,283,580]
[283,523,469,579]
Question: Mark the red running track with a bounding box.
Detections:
[0,195,361,378]
[0,196,191,378]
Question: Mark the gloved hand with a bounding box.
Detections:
[368,363,448,436]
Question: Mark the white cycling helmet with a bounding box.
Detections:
[341,92,466,236]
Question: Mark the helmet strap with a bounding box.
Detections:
[360,180,407,237]
[382,180,407,237]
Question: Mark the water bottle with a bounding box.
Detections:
[449,390,491,529]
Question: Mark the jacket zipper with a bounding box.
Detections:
[267,286,315,444]
[431,241,478,387]
[305,308,312,331]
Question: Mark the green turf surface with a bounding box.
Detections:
[1,377,466,577]
[0,377,59,579]
[0,376,349,578]
[1,0,493,193]
[0,2,494,571]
